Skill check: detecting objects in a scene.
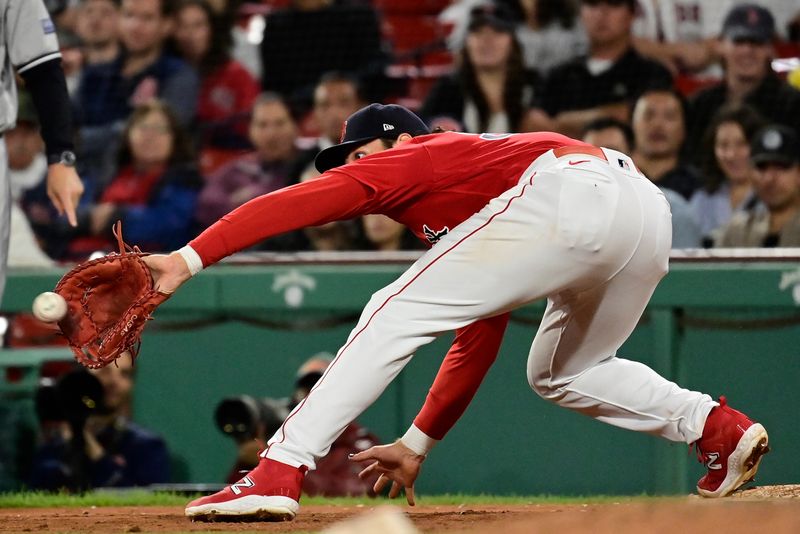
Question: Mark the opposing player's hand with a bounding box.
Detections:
[350,440,425,506]
[143,252,192,294]
[47,163,84,227]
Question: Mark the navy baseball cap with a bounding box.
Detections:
[467,4,516,33]
[750,125,800,167]
[315,103,431,172]
[721,4,775,42]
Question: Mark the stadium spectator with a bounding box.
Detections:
[582,116,702,248]
[581,116,633,152]
[202,0,261,79]
[690,105,765,247]
[360,215,422,252]
[258,0,388,112]
[75,0,121,67]
[172,0,259,150]
[75,0,199,127]
[686,4,800,162]
[28,353,170,490]
[294,72,364,183]
[72,100,201,256]
[439,0,492,53]
[6,95,54,267]
[74,0,199,182]
[293,170,361,252]
[534,0,673,138]
[511,0,587,76]
[631,0,722,75]
[631,88,701,200]
[420,4,537,133]
[195,93,299,230]
[716,124,800,247]
[716,1,800,41]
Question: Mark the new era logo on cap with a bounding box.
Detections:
[383,123,395,131]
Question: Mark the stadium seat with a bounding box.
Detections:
[383,14,445,54]
[373,0,450,16]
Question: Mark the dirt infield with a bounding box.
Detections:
[2,486,799,534]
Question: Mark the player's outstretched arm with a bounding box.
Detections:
[351,440,425,506]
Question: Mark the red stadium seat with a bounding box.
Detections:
[383,15,445,54]
[373,0,450,16]
[675,73,721,98]
[6,313,68,348]
[199,147,251,177]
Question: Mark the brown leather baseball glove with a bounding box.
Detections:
[55,221,171,368]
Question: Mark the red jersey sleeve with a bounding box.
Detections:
[326,141,436,212]
[190,143,437,266]
[412,313,510,440]
[190,173,374,266]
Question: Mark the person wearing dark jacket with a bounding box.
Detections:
[686,4,800,164]
[80,100,201,255]
[259,0,388,112]
[420,4,538,134]
[534,0,673,138]
[28,353,170,490]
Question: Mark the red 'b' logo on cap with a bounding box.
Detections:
[339,121,348,143]
[747,8,759,25]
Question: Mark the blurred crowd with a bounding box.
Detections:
[9,0,800,266]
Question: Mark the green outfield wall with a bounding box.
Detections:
[2,255,800,495]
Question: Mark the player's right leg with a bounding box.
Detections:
[525,170,768,497]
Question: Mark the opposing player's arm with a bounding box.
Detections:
[10,0,83,225]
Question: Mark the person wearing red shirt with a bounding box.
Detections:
[144,104,769,521]
[173,0,259,149]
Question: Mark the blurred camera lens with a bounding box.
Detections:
[214,396,289,442]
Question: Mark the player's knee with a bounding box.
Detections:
[528,372,559,400]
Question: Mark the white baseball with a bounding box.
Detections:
[32,292,68,323]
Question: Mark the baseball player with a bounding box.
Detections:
[144,104,768,520]
[0,0,84,303]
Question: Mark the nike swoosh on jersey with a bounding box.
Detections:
[568,160,590,165]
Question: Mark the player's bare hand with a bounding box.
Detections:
[143,252,191,294]
[47,163,84,227]
[350,440,425,506]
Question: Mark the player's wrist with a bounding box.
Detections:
[176,245,204,277]
[401,424,439,457]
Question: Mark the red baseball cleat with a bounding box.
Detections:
[185,457,307,521]
[694,397,769,498]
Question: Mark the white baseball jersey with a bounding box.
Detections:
[634,0,798,42]
[0,0,60,304]
[0,0,61,134]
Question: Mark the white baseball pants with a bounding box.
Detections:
[266,148,716,469]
